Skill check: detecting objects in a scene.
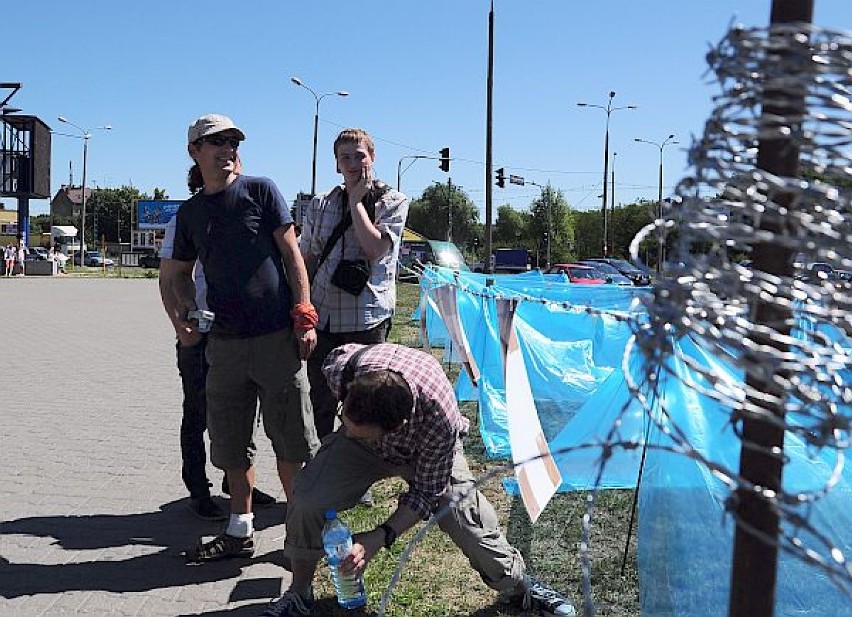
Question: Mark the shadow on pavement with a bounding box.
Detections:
[0,498,286,600]
[178,603,274,617]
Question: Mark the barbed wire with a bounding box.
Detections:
[629,19,852,606]
[373,21,851,617]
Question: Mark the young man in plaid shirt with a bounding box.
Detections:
[262,343,575,617]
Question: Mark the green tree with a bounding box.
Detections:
[88,185,150,245]
[528,185,575,266]
[574,210,603,259]
[573,200,664,266]
[611,200,657,266]
[493,204,531,248]
[30,214,52,235]
[407,182,480,250]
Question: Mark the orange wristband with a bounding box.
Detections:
[291,302,318,331]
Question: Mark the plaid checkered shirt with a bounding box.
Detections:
[301,185,409,333]
[323,343,470,519]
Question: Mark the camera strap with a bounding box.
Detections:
[316,189,352,271]
[315,182,388,271]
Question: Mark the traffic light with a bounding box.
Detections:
[439,147,450,172]
[495,167,505,188]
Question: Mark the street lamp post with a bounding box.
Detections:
[397,155,428,191]
[634,134,678,271]
[290,77,348,197]
[56,116,112,260]
[611,151,617,253]
[578,91,636,256]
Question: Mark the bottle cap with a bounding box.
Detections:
[325,508,337,520]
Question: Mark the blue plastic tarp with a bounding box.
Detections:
[412,266,852,617]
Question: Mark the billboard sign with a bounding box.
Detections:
[136,200,183,230]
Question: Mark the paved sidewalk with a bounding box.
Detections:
[1,277,293,616]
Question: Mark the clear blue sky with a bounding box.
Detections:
[4,1,849,220]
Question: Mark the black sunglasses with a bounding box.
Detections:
[201,135,241,149]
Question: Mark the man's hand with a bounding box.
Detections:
[176,316,203,347]
[296,328,316,360]
[347,167,373,209]
[159,258,201,341]
[342,529,385,578]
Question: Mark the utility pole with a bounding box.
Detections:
[484,0,494,273]
[656,153,664,269]
[611,151,617,255]
[602,103,611,256]
[546,186,552,268]
[447,177,453,242]
[728,2,812,617]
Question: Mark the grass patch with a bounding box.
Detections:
[60,265,159,278]
[319,281,640,616]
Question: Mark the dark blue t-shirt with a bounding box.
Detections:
[172,175,294,337]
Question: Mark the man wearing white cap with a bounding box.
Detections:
[161,114,320,562]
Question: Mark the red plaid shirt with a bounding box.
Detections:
[323,343,469,519]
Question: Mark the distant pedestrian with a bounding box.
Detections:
[3,244,14,276]
[16,241,27,276]
[51,245,68,274]
[161,113,319,562]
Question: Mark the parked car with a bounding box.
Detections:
[90,252,115,267]
[577,260,633,285]
[586,258,652,286]
[27,247,49,261]
[139,253,161,269]
[75,250,115,267]
[546,263,607,284]
[799,261,838,284]
[398,239,469,282]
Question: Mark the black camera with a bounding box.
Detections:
[331,259,371,296]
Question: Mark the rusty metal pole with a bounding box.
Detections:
[728,2,813,617]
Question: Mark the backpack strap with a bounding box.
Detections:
[339,345,374,401]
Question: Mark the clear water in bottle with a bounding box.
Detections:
[322,509,367,609]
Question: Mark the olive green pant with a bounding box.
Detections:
[283,431,526,593]
[206,328,318,469]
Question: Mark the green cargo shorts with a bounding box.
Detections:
[205,327,318,470]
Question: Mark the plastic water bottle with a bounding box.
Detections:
[322,509,367,609]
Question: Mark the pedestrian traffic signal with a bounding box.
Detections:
[495,167,505,188]
[439,147,450,172]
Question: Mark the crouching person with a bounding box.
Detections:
[261,343,575,617]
